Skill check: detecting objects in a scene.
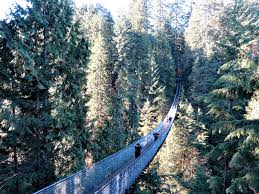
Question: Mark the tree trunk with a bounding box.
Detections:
[35,91,40,172]
[43,22,49,168]
[222,157,227,194]
[11,73,19,194]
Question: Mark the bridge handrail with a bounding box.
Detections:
[34,85,180,194]
[95,85,180,193]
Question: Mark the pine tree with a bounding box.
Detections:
[166,0,192,77]
[153,26,176,114]
[185,0,223,108]
[51,16,89,177]
[204,1,259,193]
[0,20,22,194]
[127,0,153,106]
[138,55,164,136]
[0,0,89,192]
[132,54,166,194]
[128,0,151,33]
[115,16,140,141]
[84,7,126,160]
[158,99,208,193]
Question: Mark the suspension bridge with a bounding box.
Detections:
[34,84,181,194]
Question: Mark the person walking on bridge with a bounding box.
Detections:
[135,143,142,158]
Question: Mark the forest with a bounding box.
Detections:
[0,0,258,193]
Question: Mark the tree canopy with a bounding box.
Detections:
[0,0,258,193]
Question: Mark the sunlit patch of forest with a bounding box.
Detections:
[0,0,258,193]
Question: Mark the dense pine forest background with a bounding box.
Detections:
[0,0,258,193]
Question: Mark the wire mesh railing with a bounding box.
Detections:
[94,85,180,194]
[34,85,180,194]
[94,110,177,194]
[34,123,164,194]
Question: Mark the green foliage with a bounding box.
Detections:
[1,0,258,193]
[186,0,259,193]
[131,159,162,194]
[82,6,128,161]
[155,99,209,193]
[0,0,89,192]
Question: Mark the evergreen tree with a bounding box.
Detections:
[0,0,89,192]
[201,1,259,193]
[128,0,151,33]
[0,20,23,193]
[1,0,258,193]
[138,54,164,136]
[127,0,153,106]
[153,26,176,114]
[85,7,126,160]
[115,15,140,140]
[158,99,208,193]
[132,55,166,194]
[185,0,223,107]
